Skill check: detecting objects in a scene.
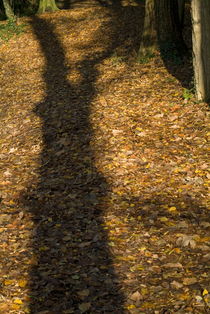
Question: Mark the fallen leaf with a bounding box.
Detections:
[176,235,196,248]
[18,279,27,288]
[77,289,90,298]
[171,280,183,289]
[4,279,15,286]
[183,277,197,285]
[202,289,209,296]
[163,262,183,269]
[129,291,142,302]
[79,302,91,313]
[13,298,23,305]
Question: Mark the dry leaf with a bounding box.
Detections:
[79,302,91,313]
[18,279,27,288]
[77,289,90,298]
[202,289,209,296]
[176,235,196,248]
[129,291,143,302]
[183,277,197,285]
[170,280,183,289]
[13,298,23,305]
[163,262,183,269]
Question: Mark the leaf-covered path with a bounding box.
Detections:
[0,2,209,313]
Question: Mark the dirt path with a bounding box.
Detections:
[0,3,209,313]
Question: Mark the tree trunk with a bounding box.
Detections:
[138,0,187,61]
[3,0,15,19]
[192,0,210,102]
[137,0,158,59]
[155,0,187,56]
[178,0,185,29]
[38,0,59,14]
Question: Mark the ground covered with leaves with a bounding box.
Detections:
[0,1,209,313]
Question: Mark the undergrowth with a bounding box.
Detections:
[0,19,25,42]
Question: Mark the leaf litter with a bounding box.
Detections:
[0,1,209,313]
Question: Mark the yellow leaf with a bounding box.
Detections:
[203,289,209,296]
[11,304,21,310]
[159,217,168,222]
[13,298,23,305]
[168,206,177,212]
[127,255,136,261]
[166,221,176,226]
[141,288,148,295]
[200,237,210,243]
[179,293,190,300]
[4,279,14,286]
[126,304,136,309]
[18,280,27,288]
[142,302,155,309]
[136,265,144,270]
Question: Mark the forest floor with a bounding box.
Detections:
[0,1,209,313]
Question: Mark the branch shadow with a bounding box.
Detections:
[24,12,126,313]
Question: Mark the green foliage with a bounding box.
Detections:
[182,88,194,101]
[137,52,154,64]
[0,19,25,42]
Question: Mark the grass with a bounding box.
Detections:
[137,52,155,64]
[182,87,194,100]
[0,19,25,42]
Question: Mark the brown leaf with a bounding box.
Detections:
[170,280,183,289]
[183,277,198,285]
[79,302,91,313]
[163,263,183,269]
[129,290,143,302]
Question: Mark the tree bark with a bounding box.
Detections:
[155,0,187,56]
[138,0,187,61]
[137,0,158,59]
[3,0,15,19]
[178,0,185,29]
[192,0,210,102]
[38,0,59,14]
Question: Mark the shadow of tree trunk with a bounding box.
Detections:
[25,14,125,313]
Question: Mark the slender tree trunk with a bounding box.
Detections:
[3,0,15,19]
[138,0,158,59]
[192,0,210,102]
[38,0,59,14]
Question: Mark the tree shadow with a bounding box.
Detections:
[24,13,126,313]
